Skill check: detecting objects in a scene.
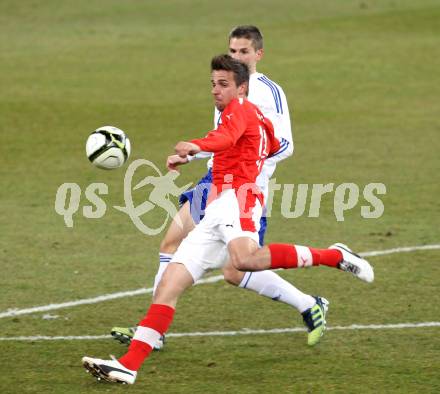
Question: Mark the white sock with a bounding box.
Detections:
[239,270,315,313]
[153,253,174,295]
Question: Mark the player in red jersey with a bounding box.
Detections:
[82,55,374,385]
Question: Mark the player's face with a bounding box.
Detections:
[211,70,246,111]
[228,37,263,74]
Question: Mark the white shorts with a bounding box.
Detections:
[171,188,262,282]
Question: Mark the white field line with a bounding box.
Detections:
[360,244,440,257]
[1,244,439,320]
[1,322,439,342]
[0,274,223,319]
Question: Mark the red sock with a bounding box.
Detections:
[268,244,342,269]
[118,304,175,371]
[311,247,343,267]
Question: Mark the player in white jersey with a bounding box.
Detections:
[111,26,318,348]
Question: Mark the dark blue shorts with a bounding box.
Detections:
[179,169,212,224]
[179,168,268,247]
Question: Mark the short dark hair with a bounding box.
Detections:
[211,54,249,88]
[229,25,263,51]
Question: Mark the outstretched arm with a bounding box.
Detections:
[167,141,202,171]
[166,154,189,172]
[174,141,201,157]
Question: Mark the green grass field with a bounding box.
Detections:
[1,1,439,392]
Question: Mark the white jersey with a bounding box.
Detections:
[190,71,293,202]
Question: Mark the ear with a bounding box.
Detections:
[256,48,264,62]
[238,81,249,97]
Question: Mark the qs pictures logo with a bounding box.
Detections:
[55,159,387,236]
[54,159,192,235]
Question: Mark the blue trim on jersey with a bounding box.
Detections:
[278,138,289,148]
[258,76,283,114]
[269,137,290,158]
[260,77,279,111]
[262,76,283,114]
[271,144,290,157]
[258,77,280,113]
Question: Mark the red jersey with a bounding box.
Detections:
[191,98,280,193]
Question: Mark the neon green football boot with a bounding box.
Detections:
[111,326,165,350]
[301,296,329,346]
[110,326,136,345]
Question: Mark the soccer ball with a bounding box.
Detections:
[86,126,131,170]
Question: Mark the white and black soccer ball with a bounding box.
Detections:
[86,126,131,170]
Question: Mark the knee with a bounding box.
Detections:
[230,255,251,272]
[222,264,245,286]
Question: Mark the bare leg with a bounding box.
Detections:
[228,237,271,271]
[153,263,195,308]
[153,202,195,293]
[160,201,195,254]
